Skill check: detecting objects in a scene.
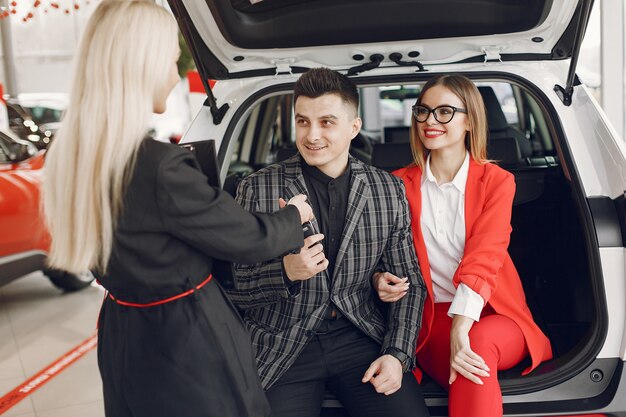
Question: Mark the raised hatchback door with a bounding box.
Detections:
[169,0,591,80]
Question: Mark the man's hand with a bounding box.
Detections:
[372,271,409,302]
[361,355,403,396]
[283,234,328,281]
[449,315,490,385]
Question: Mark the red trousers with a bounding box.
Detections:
[416,303,528,417]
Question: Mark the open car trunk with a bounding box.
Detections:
[215,72,606,414]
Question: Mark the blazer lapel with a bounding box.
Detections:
[282,155,308,200]
[282,154,328,281]
[400,167,434,299]
[332,158,370,278]
[282,155,323,229]
[464,159,486,238]
[402,160,486,288]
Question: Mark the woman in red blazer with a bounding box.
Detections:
[373,74,552,417]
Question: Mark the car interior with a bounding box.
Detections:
[0,131,31,163]
[218,78,596,399]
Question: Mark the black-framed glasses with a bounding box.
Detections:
[412,105,467,124]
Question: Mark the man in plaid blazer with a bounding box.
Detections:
[228,68,429,417]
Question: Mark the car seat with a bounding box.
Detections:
[478,86,531,166]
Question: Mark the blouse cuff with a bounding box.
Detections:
[447,283,485,322]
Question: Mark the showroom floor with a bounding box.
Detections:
[0,272,105,417]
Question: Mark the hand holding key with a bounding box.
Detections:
[281,195,314,224]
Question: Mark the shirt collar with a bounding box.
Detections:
[423,151,470,194]
[301,159,351,185]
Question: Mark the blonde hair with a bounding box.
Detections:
[43,0,179,274]
[410,74,489,169]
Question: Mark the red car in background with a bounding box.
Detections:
[0,127,93,291]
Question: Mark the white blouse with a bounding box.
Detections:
[421,152,484,321]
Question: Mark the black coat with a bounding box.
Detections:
[96,138,303,417]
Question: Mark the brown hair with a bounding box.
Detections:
[410,73,489,168]
[293,68,359,116]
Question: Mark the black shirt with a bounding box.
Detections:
[301,161,351,276]
[301,161,351,322]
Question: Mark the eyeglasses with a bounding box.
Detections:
[412,105,467,124]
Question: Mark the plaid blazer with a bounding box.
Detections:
[228,154,425,389]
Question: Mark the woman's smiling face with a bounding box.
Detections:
[417,84,470,156]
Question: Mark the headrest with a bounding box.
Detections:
[383,126,411,143]
[478,86,509,131]
[371,142,414,172]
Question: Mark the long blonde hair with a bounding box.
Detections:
[43,0,179,274]
[410,74,489,169]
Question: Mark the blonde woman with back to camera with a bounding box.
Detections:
[43,1,313,416]
[373,74,552,417]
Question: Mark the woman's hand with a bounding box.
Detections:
[372,271,409,302]
[449,315,490,385]
[280,195,314,224]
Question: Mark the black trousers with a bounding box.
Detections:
[265,317,430,417]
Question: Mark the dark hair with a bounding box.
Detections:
[293,68,359,115]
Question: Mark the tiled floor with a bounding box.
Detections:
[0,272,105,417]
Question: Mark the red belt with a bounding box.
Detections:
[107,275,213,308]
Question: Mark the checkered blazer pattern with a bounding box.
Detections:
[228,154,426,389]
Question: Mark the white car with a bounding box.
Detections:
[170,0,626,415]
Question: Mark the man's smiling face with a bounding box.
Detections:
[294,93,362,178]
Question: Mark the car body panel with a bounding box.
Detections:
[0,151,48,256]
[594,248,626,360]
[0,131,92,291]
[561,86,626,198]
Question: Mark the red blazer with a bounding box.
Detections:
[394,160,552,375]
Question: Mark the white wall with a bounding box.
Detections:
[600,0,625,141]
[0,0,191,140]
[0,0,99,93]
